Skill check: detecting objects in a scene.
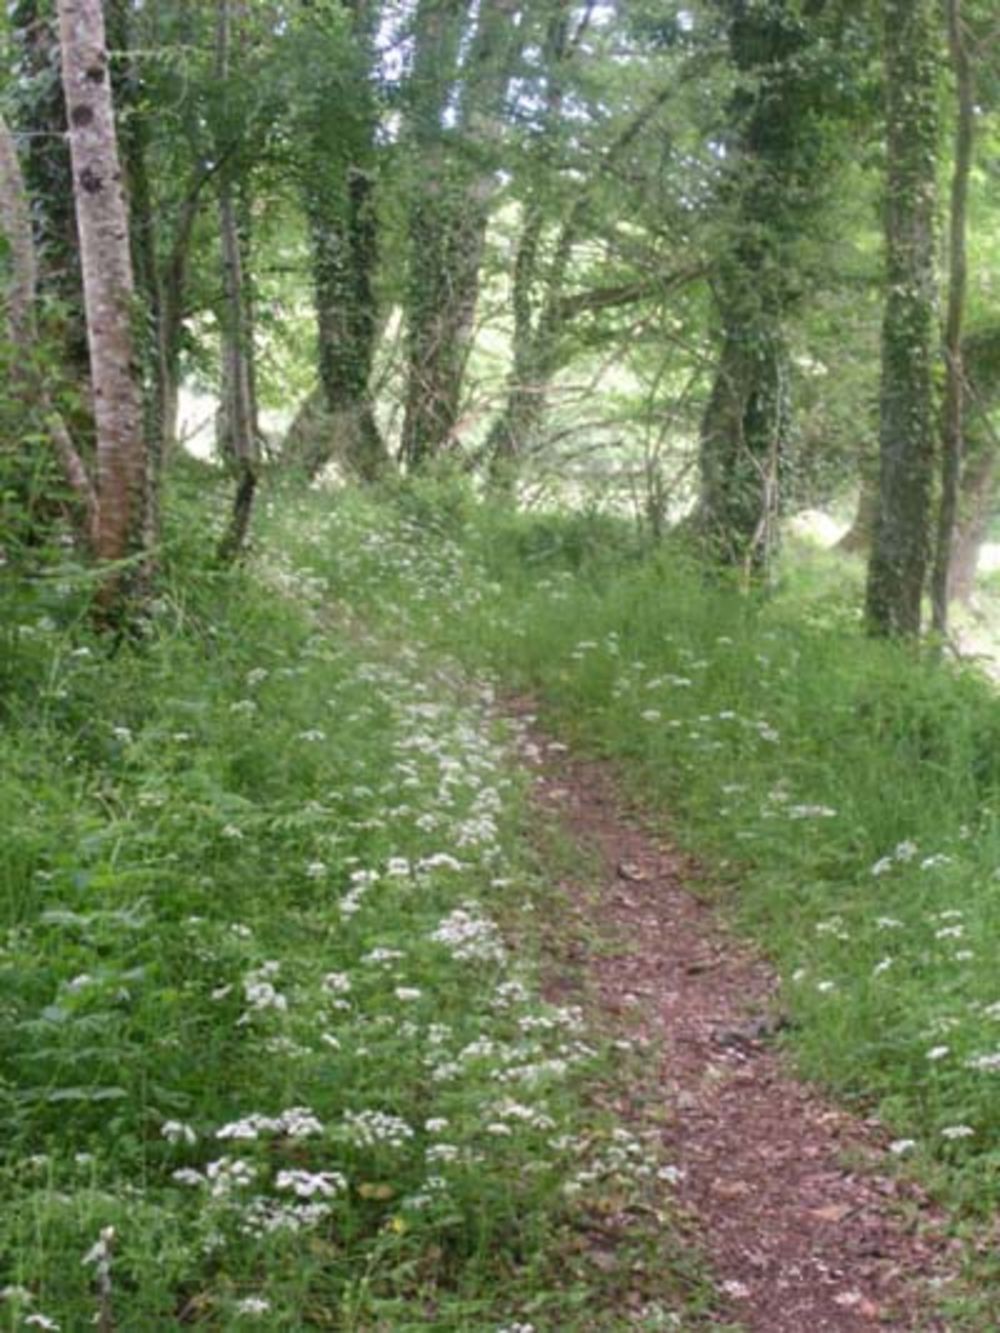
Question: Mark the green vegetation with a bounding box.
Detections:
[0,472,710,1330]
[6,0,1000,1323]
[284,483,1000,1221]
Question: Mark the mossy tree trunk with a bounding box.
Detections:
[308,166,387,481]
[303,0,389,483]
[865,0,939,637]
[696,0,824,580]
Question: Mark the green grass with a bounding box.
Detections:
[0,469,713,1330]
[275,480,1000,1235]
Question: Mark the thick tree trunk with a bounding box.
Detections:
[695,0,820,578]
[57,0,146,608]
[698,310,786,576]
[309,168,388,481]
[865,0,938,637]
[106,0,162,566]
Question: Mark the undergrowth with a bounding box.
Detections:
[272,481,1000,1238]
[0,471,708,1330]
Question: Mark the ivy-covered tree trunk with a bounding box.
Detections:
[308,167,386,481]
[698,276,787,575]
[0,114,37,347]
[301,0,389,482]
[696,0,826,577]
[865,0,939,637]
[57,0,146,613]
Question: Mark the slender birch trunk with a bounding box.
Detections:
[57,0,146,607]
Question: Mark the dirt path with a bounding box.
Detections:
[512,709,957,1331]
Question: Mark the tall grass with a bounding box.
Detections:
[0,472,701,1330]
[284,482,1000,1226]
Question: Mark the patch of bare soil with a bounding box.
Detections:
[511,707,959,1332]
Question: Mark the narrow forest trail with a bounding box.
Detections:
[508,704,961,1332]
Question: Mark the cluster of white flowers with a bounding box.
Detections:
[342,1109,415,1150]
[216,1106,323,1141]
[430,905,506,963]
[240,962,288,1019]
[175,1156,258,1198]
[275,1169,347,1199]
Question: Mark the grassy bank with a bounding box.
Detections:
[276,483,1000,1247]
[0,473,704,1330]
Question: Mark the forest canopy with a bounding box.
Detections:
[1,0,997,637]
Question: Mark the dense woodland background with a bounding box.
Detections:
[5,2,1000,1328]
[1,0,998,634]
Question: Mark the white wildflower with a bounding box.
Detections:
[161,1120,197,1146]
[889,1138,916,1155]
[275,1169,346,1199]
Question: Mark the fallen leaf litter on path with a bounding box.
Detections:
[510,704,959,1332]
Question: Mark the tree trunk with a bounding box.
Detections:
[0,110,98,542]
[865,0,939,637]
[695,0,821,578]
[698,310,786,576]
[486,1,571,494]
[57,0,146,612]
[106,0,162,567]
[214,0,257,565]
[308,167,387,481]
[401,0,522,470]
[930,0,973,634]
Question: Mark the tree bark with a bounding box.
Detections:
[696,0,823,580]
[214,0,257,565]
[308,167,387,481]
[865,0,939,637]
[401,0,522,469]
[57,0,146,609]
[930,0,973,633]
